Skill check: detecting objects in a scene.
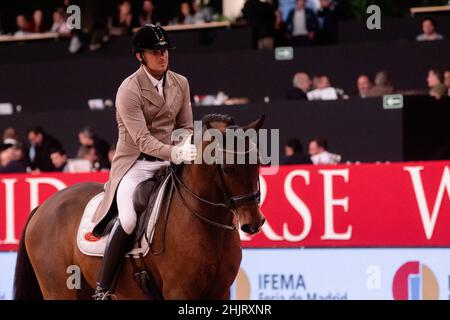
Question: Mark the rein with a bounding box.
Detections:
[170,163,260,231]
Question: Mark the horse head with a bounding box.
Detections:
[197,113,266,235]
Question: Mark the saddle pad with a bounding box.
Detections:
[77,174,171,258]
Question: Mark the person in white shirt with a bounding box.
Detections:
[51,8,70,34]
[307,75,340,100]
[308,137,341,165]
[416,18,444,42]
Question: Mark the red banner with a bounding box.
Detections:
[1,161,449,251]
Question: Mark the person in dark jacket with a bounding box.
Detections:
[316,0,339,45]
[27,126,62,173]
[286,0,318,46]
[283,138,312,165]
[50,148,69,172]
[286,72,312,100]
[242,0,276,50]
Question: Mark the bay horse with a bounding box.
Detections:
[13,114,265,300]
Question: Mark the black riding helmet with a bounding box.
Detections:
[132,24,176,54]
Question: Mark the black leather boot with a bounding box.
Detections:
[93,219,129,300]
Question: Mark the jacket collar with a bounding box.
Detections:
[137,65,177,108]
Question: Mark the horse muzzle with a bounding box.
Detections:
[238,207,265,235]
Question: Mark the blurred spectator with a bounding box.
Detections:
[50,148,69,172]
[416,17,443,42]
[110,1,137,36]
[366,71,394,97]
[75,145,96,171]
[108,144,116,164]
[0,141,27,174]
[271,0,288,47]
[2,127,19,143]
[307,0,322,12]
[427,69,447,100]
[242,0,276,50]
[308,137,341,165]
[174,1,196,24]
[78,126,110,169]
[191,2,209,23]
[357,74,372,98]
[283,138,312,165]
[444,70,450,97]
[307,75,340,100]
[139,0,159,26]
[171,1,206,25]
[27,126,62,173]
[312,75,321,89]
[31,9,48,33]
[286,0,318,46]
[51,8,70,34]
[15,15,32,35]
[286,72,312,100]
[316,0,338,45]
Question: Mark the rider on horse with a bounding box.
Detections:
[92,24,197,300]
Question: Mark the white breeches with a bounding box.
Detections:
[116,160,169,234]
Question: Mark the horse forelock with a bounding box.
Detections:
[202,113,235,130]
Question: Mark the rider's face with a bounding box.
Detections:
[138,49,169,78]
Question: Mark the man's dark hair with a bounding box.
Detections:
[79,126,97,140]
[286,138,303,153]
[50,148,67,156]
[310,136,329,150]
[429,68,444,83]
[422,17,437,28]
[27,126,45,136]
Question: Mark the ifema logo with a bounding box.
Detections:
[392,261,439,300]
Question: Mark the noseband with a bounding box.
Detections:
[170,163,261,231]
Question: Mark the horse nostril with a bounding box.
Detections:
[242,224,260,235]
[241,224,251,234]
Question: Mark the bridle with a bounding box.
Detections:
[170,157,261,231]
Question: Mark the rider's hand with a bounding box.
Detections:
[171,138,197,164]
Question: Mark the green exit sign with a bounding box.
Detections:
[383,94,403,109]
[275,47,294,61]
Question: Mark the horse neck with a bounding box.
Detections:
[177,163,235,228]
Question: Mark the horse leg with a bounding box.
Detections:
[25,183,104,300]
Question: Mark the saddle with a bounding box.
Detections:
[79,165,172,258]
[132,166,171,244]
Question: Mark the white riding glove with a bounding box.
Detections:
[171,137,197,164]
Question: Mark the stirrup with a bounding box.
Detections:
[93,289,117,300]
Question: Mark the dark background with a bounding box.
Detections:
[1,35,449,109]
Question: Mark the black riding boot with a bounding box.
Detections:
[93,219,129,300]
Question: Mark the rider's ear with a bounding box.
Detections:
[244,114,265,131]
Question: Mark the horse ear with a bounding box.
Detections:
[245,114,265,131]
